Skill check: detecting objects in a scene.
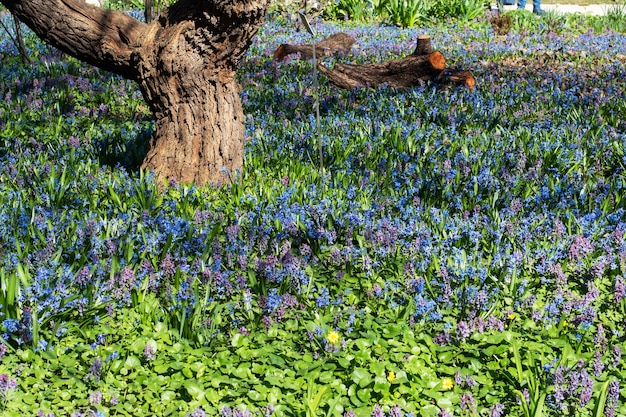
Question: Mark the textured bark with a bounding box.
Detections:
[140,75,245,186]
[436,69,476,90]
[318,34,475,90]
[318,51,445,90]
[273,32,355,62]
[413,34,433,56]
[144,0,153,24]
[1,0,145,79]
[1,0,270,186]
[133,0,269,185]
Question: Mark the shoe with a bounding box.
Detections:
[533,8,545,14]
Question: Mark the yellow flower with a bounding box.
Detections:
[508,312,516,320]
[327,330,340,344]
[563,320,568,327]
[387,370,396,382]
[441,377,454,391]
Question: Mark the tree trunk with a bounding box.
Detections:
[1,0,269,186]
[144,0,153,24]
[273,32,355,62]
[133,1,268,185]
[318,34,475,90]
[139,72,245,186]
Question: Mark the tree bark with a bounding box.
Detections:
[318,34,475,90]
[273,32,355,62]
[144,0,153,24]
[1,0,269,186]
[1,0,145,79]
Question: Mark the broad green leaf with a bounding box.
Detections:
[184,379,205,400]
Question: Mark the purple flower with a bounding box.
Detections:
[371,404,385,417]
[89,390,102,405]
[568,235,593,262]
[455,371,464,385]
[433,331,451,346]
[144,340,157,361]
[0,374,17,398]
[591,350,605,377]
[612,346,622,368]
[579,370,593,407]
[594,324,607,353]
[456,321,470,340]
[460,392,476,411]
[490,403,505,417]
[552,366,566,407]
[233,409,252,417]
[110,266,135,300]
[188,407,207,417]
[85,357,102,383]
[614,275,625,302]
[161,253,176,277]
[510,198,522,214]
[75,266,91,288]
[226,224,240,241]
[439,409,453,417]
[68,136,80,147]
[605,379,620,417]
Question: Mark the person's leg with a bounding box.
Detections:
[517,0,526,10]
[532,0,544,13]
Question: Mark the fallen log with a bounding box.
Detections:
[273,32,356,62]
[318,34,475,90]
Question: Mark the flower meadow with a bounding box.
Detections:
[0,7,626,417]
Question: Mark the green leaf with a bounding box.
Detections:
[124,355,141,369]
[231,332,246,348]
[161,390,177,402]
[184,379,205,400]
[593,379,611,417]
[356,388,370,403]
[419,404,440,416]
[248,390,264,401]
[351,367,372,388]
[182,366,193,378]
[373,376,390,393]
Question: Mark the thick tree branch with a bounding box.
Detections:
[1,0,146,79]
[317,34,475,90]
[158,0,269,69]
[273,32,355,62]
[135,0,268,115]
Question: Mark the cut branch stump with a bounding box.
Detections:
[318,34,475,90]
[273,32,356,62]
